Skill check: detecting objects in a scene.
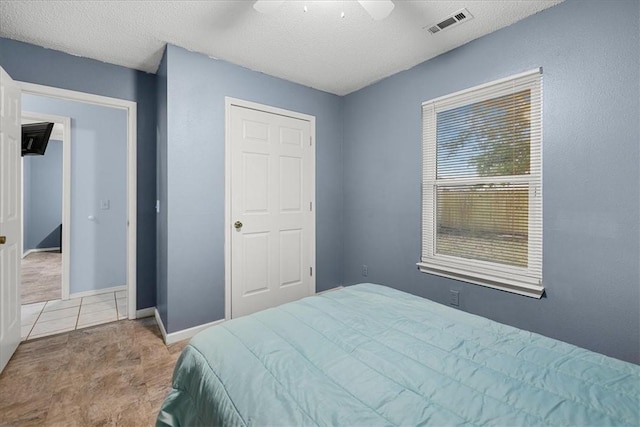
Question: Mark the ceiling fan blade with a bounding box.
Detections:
[253,0,286,14]
[357,0,395,20]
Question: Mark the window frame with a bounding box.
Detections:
[418,69,543,298]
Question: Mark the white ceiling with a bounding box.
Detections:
[0,1,563,96]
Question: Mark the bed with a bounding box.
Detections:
[156,283,639,426]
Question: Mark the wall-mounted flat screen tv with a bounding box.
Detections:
[22,122,54,156]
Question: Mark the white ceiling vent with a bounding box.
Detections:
[426,8,474,35]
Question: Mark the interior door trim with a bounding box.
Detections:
[21,110,71,300]
[19,81,138,319]
[224,97,316,320]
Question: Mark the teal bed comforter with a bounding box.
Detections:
[157,284,639,426]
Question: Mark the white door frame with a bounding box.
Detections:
[224,97,316,320]
[19,82,137,319]
[21,111,71,300]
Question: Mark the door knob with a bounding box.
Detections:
[0,236,5,244]
[234,221,243,229]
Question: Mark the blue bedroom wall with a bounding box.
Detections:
[341,0,640,364]
[0,37,157,309]
[23,139,63,251]
[160,44,344,333]
[22,94,128,295]
[156,48,169,327]
[2,1,637,363]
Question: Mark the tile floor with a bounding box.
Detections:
[21,251,62,304]
[21,290,127,341]
[0,317,187,426]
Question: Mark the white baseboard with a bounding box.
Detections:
[154,309,168,342]
[136,307,155,318]
[316,285,344,295]
[154,308,224,345]
[69,285,126,300]
[22,247,61,258]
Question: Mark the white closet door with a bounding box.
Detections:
[230,105,313,318]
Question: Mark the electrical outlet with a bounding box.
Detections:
[362,265,368,277]
[450,290,460,307]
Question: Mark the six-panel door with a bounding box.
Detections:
[230,105,313,318]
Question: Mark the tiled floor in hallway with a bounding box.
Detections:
[21,290,128,341]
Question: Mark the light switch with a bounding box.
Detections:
[100,199,110,210]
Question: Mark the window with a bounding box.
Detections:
[418,69,543,298]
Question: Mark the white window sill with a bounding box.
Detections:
[417,261,544,298]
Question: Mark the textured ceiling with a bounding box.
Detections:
[0,1,563,95]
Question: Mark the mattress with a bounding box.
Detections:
[157,283,639,426]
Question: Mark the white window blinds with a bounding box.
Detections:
[418,69,543,298]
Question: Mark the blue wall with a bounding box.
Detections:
[159,45,344,333]
[2,0,638,363]
[341,0,639,364]
[156,49,169,327]
[22,95,128,294]
[0,38,157,308]
[23,139,63,251]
